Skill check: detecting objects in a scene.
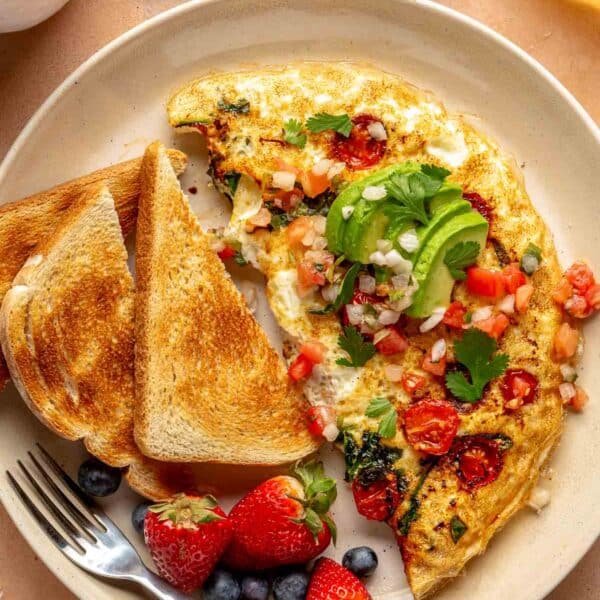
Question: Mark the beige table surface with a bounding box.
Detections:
[0,0,598,598]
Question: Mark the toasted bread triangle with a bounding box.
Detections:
[134,142,317,464]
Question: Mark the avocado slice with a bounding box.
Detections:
[343,202,389,263]
[428,181,463,213]
[407,211,488,318]
[326,163,419,255]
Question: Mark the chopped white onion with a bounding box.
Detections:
[521,254,540,275]
[373,329,391,345]
[384,364,404,383]
[560,363,577,383]
[312,158,334,176]
[367,121,388,141]
[323,423,340,442]
[391,273,411,290]
[312,236,328,250]
[431,338,447,363]
[301,228,316,247]
[359,275,376,294]
[327,162,346,179]
[272,170,296,191]
[497,294,515,314]
[312,215,327,235]
[342,206,355,220]
[389,295,414,312]
[362,185,387,201]
[527,486,551,513]
[346,304,365,325]
[369,251,388,266]
[363,314,381,331]
[471,305,493,323]
[379,309,401,325]
[559,382,576,403]
[376,239,393,253]
[419,307,446,333]
[321,284,340,303]
[386,250,413,274]
[398,229,419,253]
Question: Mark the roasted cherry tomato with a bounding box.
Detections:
[466,267,505,299]
[217,245,236,260]
[443,301,467,329]
[288,354,314,382]
[331,114,387,170]
[565,261,595,292]
[502,263,527,294]
[463,191,494,229]
[403,398,460,456]
[501,369,539,407]
[401,372,427,396]
[448,436,503,490]
[375,328,409,356]
[351,473,400,521]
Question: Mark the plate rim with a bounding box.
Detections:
[0,1,598,598]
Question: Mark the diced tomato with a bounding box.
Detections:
[552,278,574,305]
[401,372,427,396]
[553,322,579,361]
[466,267,505,299]
[300,340,326,364]
[342,288,383,326]
[565,261,595,292]
[473,313,510,340]
[443,301,466,329]
[272,188,304,212]
[501,369,538,410]
[331,114,387,171]
[422,354,447,377]
[351,473,400,521]
[375,328,409,356]
[515,283,534,313]
[448,436,503,490]
[306,405,334,437]
[565,294,593,319]
[298,169,330,198]
[403,398,459,456]
[502,263,527,294]
[288,354,314,382]
[275,158,301,175]
[570,386,588,412]
[217,245,236,260]
[585,284,600,310]
[297,260,326,289]
[286,216,314,247]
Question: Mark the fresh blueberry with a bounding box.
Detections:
[240,574,269,600]
[77,458,121,497]
[203,568,241,600]
[272,571,309,600]
[342,546,378,578]
[131,501,152,534]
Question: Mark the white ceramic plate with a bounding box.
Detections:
[0,1,598,599]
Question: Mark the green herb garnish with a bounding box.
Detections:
[341,430,402,484]
[233,250,248,266]
[217,98,250,114]
[223,171,241,197]
[336,326,376,368]
[365,397,397,438]
[283,118,307,148]
[445,329,509,403]
[306,113,353,137]
[309,262,361,315]
[444,241,481,280]
[396,463,435,536]
[450,515,468,543]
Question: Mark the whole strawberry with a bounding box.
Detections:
[307,557,372,600]
[144,493,233,593]
[223,460,337,571]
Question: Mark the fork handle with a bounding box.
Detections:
[131,567,191,600]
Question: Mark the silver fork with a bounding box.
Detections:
[6,443,189,600]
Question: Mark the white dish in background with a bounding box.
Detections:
[0,1,598,599]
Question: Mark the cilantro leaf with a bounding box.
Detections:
[378,408,397,438]
[385,172,433,226]
[445,329,509,403]
[306,113,353,137]
[283,118,307,148]
[309,262,361,315]
[217,98,250,114]
[443,241,481,280]
[336,326,376,368]
[365,397,392,417]
[223,171,241,197]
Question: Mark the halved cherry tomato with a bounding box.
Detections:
[351,473,400,521]
[217,245,236,260]
[515,284,534,313]
[464,191,494,228]
[403,398,459,455]
[552,278,574,305]
[401,372,427,396]
[565,294,593,319]
[448,436,503,489]
[306,405,334,437]
[553,322,580,361]
[331,114,387,170]
[286,216,314,247]
[565,261,595,292]
[422,354,447,377]
[288,354,314,382]
[300,340,326,364]
[473,313,510,340]
[375,328,409,356]
[501,369,538,409]
[502,263,527,294]
[585,284,600,310]
[466,267,505,299]
[298,170,330,198]
[443,301,466,329]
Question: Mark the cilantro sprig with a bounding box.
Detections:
[365,397,397,438]
[336,326,376,368]
[444,241,481,280]
[445,329,509,403]
[283,118,307,148]
[306,113,353,137]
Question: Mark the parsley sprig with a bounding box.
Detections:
[336,326,376,368]
[283,118,307,148]
[444,241,481,280]
[306,113,353,137]
[365,397,397,438]
[445,329,509,403]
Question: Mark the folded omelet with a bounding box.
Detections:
[167,62,566,598]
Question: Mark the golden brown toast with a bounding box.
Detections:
[0,183,199,500]
[0,150,187,390]
[134,141,318,464]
